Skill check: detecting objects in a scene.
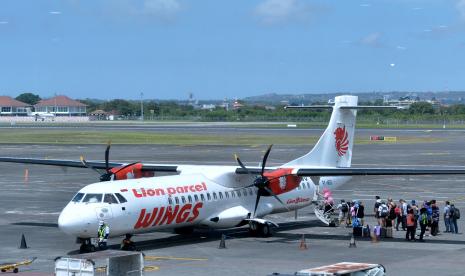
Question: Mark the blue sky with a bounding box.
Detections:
[1,0,465,100]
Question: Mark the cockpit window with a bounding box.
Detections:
[72,193,85,202]
[104,194,118,204]
[115,193,127,203]
[82,193,102,203]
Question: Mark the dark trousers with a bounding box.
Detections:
[406,226,415,240]
[402,216,407,230]
[419,223,427,240]
[431,221,439,236]
[396,215,402,230]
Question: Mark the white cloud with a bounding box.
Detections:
[360,32,383,47]
[254,0,313,25]
[49,11,62,15]
[360,4,371,7]
[142,0,180,17]
[396,46,407,50]
[0,21,8,25]
[457,0,465,20]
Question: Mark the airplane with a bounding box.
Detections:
[26,107,55,121]
[2,95,465,253]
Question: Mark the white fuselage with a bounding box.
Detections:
[58,168,351,238]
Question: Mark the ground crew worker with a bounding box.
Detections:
[97,220,110,250]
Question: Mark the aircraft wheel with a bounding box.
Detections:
[174,227,194,235]
[259,223,271,237]
[13,268,18,273]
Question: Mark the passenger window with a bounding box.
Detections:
[168,197,173,205]
[213,192,217,200]
[231,191,236,198]
[219,192,223,199]
[115,193,127,203]
[175,197,179,205]
[207,193,211,201]
[194,194,199,202]
[200,194,205,201]
[236,190,241,197]
[181,196,186,204]
[104,194,118,204]
[82,194,102,203]
[188,195,192,203]
[248,188,253,196]
[225,191,229,199]
[72,193,85,202]
[242,189,247,197]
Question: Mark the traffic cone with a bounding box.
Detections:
[19,233,28,249]
[349,234,356,248]
[299,234,308,250]
[218,234,226,249]
[24,169,29,183]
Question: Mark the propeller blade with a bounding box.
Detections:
[80,156,103,175]
[261,145,273,176]
[104,141,111,171]
[264,186,289,211]
[253,190,262,218]
[235,154,252,175]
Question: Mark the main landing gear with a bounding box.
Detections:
[248,221,271,237]
[79,238,96,254]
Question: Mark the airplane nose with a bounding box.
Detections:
[58,205,93,236]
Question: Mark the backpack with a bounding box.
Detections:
[394,207,401,216]
[380,204,389,217]
[341,203,348,213]
[452,207,461,219]
[420,213,428,225]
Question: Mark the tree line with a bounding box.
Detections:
[14,93,465,122]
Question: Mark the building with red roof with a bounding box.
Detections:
[0,96,30,116]
[34,95,86,116]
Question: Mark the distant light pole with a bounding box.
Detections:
[140,92,144,121]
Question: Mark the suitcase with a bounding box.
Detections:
[362,225,370,237]
[385,227,393,238]
[380,227,387,238]
[353,226,363,237]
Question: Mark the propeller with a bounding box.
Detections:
[234,145,289,217]
[80,141,139,182]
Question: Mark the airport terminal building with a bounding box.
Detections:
[34,95,87,116]
[0,96,29,116]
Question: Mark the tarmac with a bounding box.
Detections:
[1,126,465,275]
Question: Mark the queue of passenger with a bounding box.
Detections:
[336,196,461,242]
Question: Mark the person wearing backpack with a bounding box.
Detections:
[450,203,460,234]
[431,202,440,236]
[378,202,389,227]
[418,207,428,242]
[337,199,349,226]
[357,201,365,226]
[444,201,451,233]
[395,203,402,231]
[406,209,416,241]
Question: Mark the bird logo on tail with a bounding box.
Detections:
[334,126,349,156]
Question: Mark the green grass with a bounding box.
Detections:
[0,129,443,145]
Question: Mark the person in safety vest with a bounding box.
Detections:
[97,220,110,250]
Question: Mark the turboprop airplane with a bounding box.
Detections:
[26,108,55,121]
[2,95,465,253]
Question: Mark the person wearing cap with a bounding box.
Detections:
[97,220,110,250]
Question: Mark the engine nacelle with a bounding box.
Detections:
[110,163,155,180]
[263,168,301,196]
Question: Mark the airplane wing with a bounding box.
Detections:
[0,157,178,172]
[2,157,465,176]
[235,167,465,176]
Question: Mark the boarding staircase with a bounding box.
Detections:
[312,185,338,226]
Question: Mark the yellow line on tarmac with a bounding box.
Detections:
[144,256,208,261]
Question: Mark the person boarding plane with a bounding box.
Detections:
[1,95,465,253]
